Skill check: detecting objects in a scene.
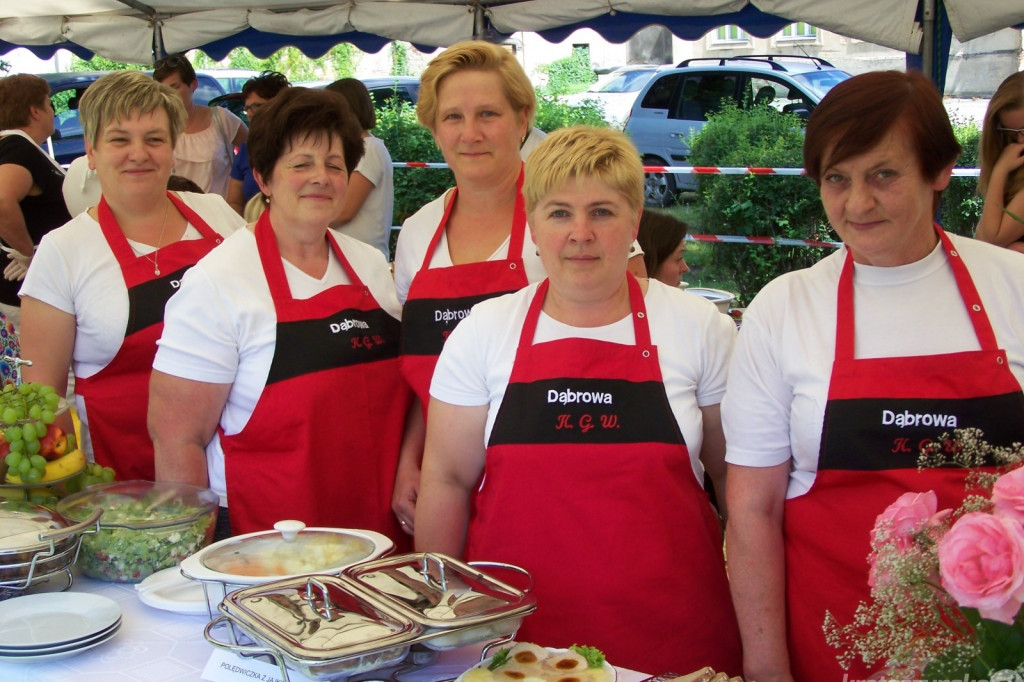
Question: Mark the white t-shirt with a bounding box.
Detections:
[332,135,393,259]
[20,192,245,455]
[431,279,736,483]
[393,191,547,305]
[722,235,1024,498]
[174,107,243,198]
[153,227,401,506]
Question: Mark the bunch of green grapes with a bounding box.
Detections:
[81,462,116,487]
[1,382,62,484]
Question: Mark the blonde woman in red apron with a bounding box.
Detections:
[415,127,742,674]
[391,41,542,534]
[150,88,413,543]
[20,71,243,480]
[724,71,1024,682]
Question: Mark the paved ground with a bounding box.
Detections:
[944,97,990,125]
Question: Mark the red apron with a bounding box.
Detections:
[467,276,742,675]
[75,192,223,481]
[219,212,410,543]
[399,167,529,409]
[784,226,1024,681]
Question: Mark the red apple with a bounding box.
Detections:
[38,424,68,461]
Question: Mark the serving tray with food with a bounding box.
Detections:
[458,642,615,682]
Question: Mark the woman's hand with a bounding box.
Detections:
[391,399,425,534]
[391,460,419,534]
[994,141,1024,176]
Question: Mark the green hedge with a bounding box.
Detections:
[687,104,832,305]
[685,105,984,305]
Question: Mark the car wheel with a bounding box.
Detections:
[642,156,677,207]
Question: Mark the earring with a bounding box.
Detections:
[535,249,540,256]
[629,245,636,253]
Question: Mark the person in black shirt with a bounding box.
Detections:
[0,74,71,329]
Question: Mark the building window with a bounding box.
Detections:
[712,25,748,44]
[778,22,818,42]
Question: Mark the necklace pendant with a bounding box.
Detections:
[154,266,160,276]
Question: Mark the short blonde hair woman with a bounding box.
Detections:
[20,70,244,481]
[416,126,741,675]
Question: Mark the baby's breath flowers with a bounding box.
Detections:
[825,429,1024,678]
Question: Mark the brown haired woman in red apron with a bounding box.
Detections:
[219,213,409,539]
[75,193,223,481]
[783,227,1024,680]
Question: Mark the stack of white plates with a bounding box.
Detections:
[0,592,121,663]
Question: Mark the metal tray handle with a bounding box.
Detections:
[304,576,339,621]
[467,560,534,593]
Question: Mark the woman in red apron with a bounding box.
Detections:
[150,88,411,544]
[724,71,1024,682]
[392,41,538,532]
[415,127,741,673]
[20,71,242,480]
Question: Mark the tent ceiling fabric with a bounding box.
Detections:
[0,0,1022,64]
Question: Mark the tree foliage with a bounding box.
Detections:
[687,103,832,305]
[537,46,596,95]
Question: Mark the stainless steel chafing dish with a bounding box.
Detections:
[344,552,536,650]
[206,574,421,681]
[204,553,536,680]
[0,499,101,598]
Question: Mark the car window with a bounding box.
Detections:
[55,109,82,141]
[639,73,681,110]
[599,69,656,93]
[789,70,849,102]
[746,76,808,113]
[368,86,414,109]
[666,73,739,122]
[193,76,224,107]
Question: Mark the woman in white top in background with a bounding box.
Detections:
[325,78,394,259]
[153,54,247,198]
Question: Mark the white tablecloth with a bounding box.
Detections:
[0,573,649,682]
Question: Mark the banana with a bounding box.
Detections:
[5,448,85,484]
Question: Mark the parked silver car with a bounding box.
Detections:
[622,55,850,206]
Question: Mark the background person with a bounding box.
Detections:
[0,74,71,329]
[150,88,413,542]
[18,71,243,480]
[154,53,247,198]
[414,126,741,675]
[637,209,690,287]
[976,71,1024,254]
[227,71,289,215]
[325,78,394,259]
[723,70,1024,682]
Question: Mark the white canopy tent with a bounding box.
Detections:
[0,1,1022,73]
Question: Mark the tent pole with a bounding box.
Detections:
[472,1,485,40]
[921,0,936,81]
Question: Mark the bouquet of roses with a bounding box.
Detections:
[824,428,1024,678]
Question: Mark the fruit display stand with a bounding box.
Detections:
[0,401,89,505]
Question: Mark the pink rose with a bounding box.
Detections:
[993,466,1024,525]
[938,511,1024,624]
[871,491,940,549]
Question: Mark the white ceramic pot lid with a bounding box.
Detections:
[0,592,121,648]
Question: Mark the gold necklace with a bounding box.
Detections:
[143,202,170,276]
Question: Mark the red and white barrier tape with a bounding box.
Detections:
[393,162,981,177]
[687,234,839,248]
